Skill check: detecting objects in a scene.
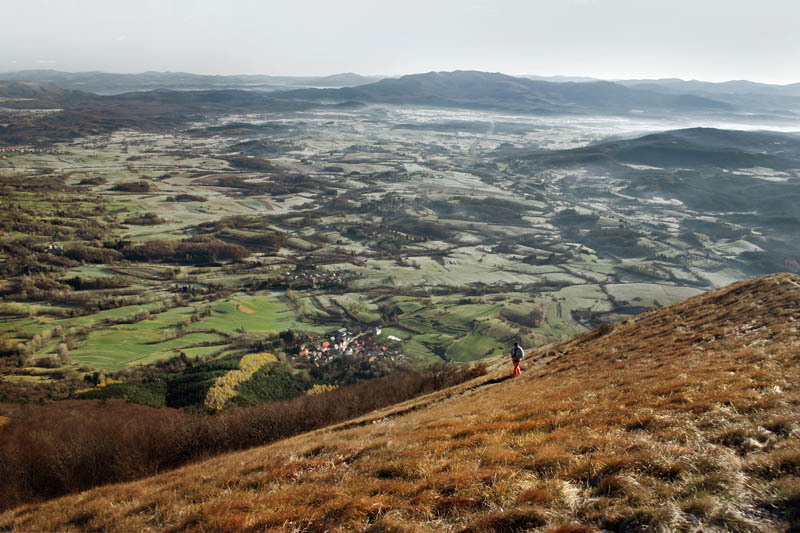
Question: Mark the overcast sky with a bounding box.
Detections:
[3,0,799,84]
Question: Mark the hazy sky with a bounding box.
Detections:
[4,0,799,84]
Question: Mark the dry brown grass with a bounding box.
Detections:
[1,273,799,532]
[0,364,484,512]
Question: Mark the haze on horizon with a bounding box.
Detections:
[3,0,800,85]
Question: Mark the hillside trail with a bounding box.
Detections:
[312,349,558,436]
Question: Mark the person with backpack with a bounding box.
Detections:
[510,342,524,377]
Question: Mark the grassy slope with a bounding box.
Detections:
[2,273,799,532]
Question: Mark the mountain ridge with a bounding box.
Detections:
[273,70,734,115]
[0,69,383,95]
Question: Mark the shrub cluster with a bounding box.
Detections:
[62,276,131,291]
[77,176,107,186]
[64,245,123,264]
[429,196,526,225]
[121,236,250,264]
[390,219,452,241]
[111,180,154,193]
[0,363,484,511]
[224,155,276,171]
[73,382,167,408]
[167,193,205,202]
[122,212,167,225]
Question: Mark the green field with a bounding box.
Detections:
[58,293,311,370]
[191,294,308,335]
[72,330,224,370]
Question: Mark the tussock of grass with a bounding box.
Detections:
[1,273,799,531]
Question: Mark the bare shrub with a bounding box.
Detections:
[57,343,70,364]
[112,180,154,193]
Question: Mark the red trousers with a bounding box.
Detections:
[511,360,521,377]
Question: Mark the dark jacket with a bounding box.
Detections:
[511,345,524,361]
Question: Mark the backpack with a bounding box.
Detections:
[511,346,523,361]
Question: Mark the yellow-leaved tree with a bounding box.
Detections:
[204,352,277,411]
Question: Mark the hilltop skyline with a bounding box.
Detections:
[3,0,800,85]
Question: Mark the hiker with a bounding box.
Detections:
[510,342,524,377]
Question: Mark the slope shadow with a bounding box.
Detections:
[482,375,513,386]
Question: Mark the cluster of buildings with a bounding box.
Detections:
[292,327,405,364]
[0,146,64,158]
[275,270,346,289]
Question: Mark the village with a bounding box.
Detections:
[268,270,347,290]
[291,326,405,364]
[0,146,65,157]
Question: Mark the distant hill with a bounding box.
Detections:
[522,74,600,83]
[614,78,800,116]
[0,83,318,144]
[619,77,800,97]
[514,127,800,170]
[274,70,733,115]
[521,75,800,98]
[0,80,69,100]
[305,72,380,88]
[3,273,799,531]
[510,127,800,217]
[0,69,383,95]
